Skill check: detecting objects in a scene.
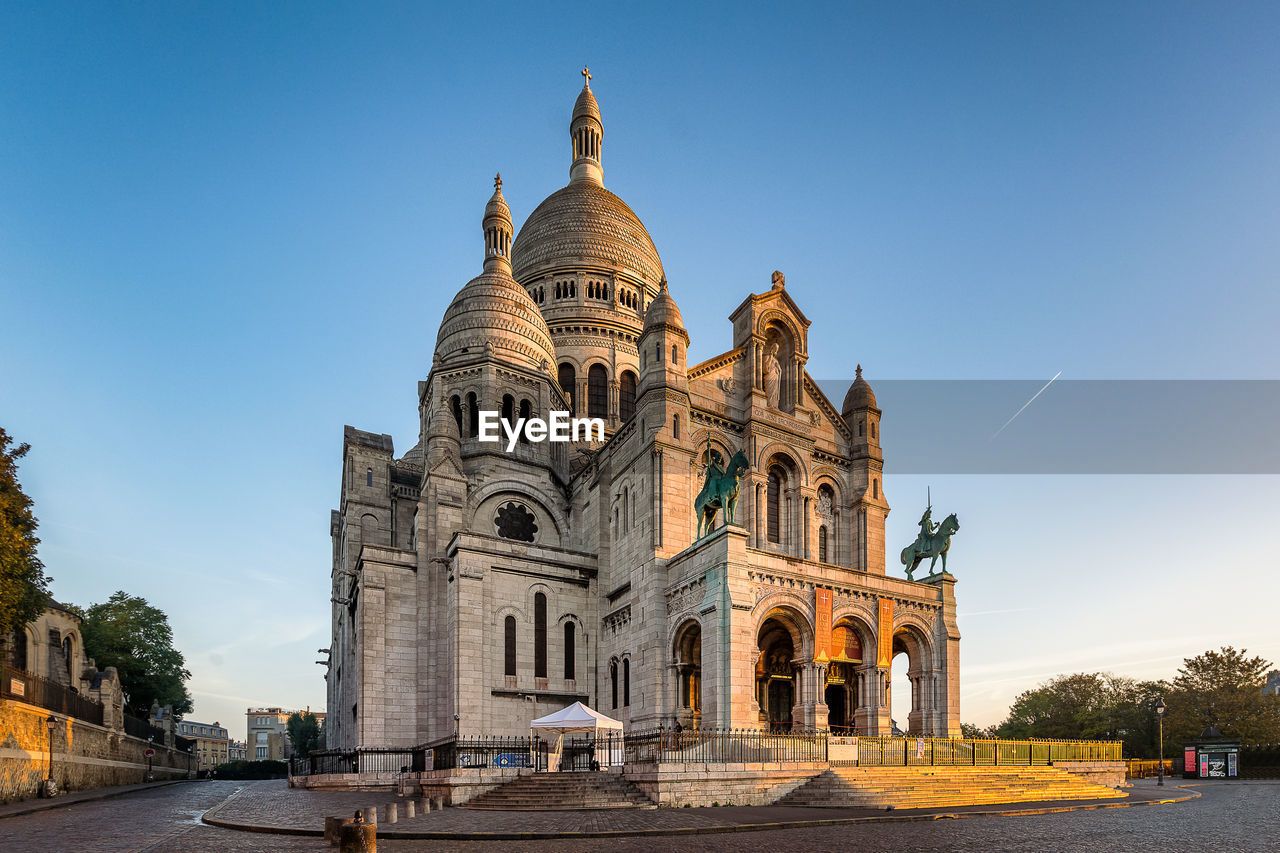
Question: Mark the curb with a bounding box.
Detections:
[0,779,196,821]
[200,786,1202,841]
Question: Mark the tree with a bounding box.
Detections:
[0,428,52,646]
[1163,647,1280,745]
[286,711,322,758]
[78,591,192,717]
[990,672,1170,756]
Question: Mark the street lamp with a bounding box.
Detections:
[1154,697,1166,787]
[45,715,57,796]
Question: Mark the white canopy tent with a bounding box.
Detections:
[530,702,624,771]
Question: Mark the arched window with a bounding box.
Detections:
[610,660,619,709]
[558,364,576,414]
[619,371,637,422]
[467,393,479,438]
[673,414,680,439]
[14,629,27,671]
[871,421,877,438]
[504,616,516,677]
[623,658,631,706]
[818,526,828,562]
[767,468,782,543]
[366,468,373,487]
[873,478,879,499]
[62,636,73,673]
[534,593,547,679]
[501,394,515,428]
[564,622,576,680]
[587,365,608,419]
[451,395,463,434]
[519,399,532,443]
[671,344,678,363]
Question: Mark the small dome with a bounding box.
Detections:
[573,85,601,126]
[842,365,878,413]
[643,279,683,330]
[512,181,664,286]
[434,270,556,369]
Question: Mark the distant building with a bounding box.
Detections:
[246,707,326,759]
[1264,670,1280,696]
[176,720,229,771]
[228,740,247,761]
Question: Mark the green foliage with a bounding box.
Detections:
[211,759,287,780]
[78,591,192,717]
[286,710,323,758]
[960,722,997,739]
[991,672,1167,757]
[1163,647,1280,746]
[0,428,52,642]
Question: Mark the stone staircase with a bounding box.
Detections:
[460,771,657,810]
[776,765,1126,810]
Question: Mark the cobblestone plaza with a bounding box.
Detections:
[2,779,1276,852]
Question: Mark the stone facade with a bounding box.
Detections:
[325,76,961,751]
[176,719,229,771]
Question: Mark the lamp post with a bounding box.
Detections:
[1154,697,1166,787]
[45,715,57,796]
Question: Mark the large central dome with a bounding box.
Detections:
[511,181,664,286]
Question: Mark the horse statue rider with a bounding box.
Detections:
[900,504,960,581]
[694,448,750,539]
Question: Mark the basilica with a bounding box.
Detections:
[324,73,961,751]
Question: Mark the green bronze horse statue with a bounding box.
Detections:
[900,512,959,581]
[694,450,750,539]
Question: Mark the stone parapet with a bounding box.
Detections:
[1052,760,1128,788]
[623,761,825,807]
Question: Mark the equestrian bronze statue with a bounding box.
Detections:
[694,449,750,539]
[900,505,959,581]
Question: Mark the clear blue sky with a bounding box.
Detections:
[3,2,1278,737]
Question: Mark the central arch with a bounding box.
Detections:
[754,606,812,731]
[672,620,702,728]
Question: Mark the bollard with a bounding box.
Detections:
[324,815,355,847]
[405,800,415,819]
[385,802,398,824]
[362,805,378,825]
[338,820,376,853]
[420,796,432,814]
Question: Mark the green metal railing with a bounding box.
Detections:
[832,735,1122,766]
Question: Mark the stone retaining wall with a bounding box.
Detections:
[1052,760,1127,788]
[1,698,193,803]
[624,761,826,807]
[289,765,525,806]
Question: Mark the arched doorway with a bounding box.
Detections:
[673,621,701,728]
[823,620,865,732]
[756,617,799,730]
[890,628,932,735]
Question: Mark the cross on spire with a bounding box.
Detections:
[494,172,502,191]
[581,66,591,87]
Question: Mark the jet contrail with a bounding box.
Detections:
[992,371,1062,438]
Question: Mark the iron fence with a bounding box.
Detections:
[288,731,1123,776]
[0,663,104,726]
[832,735,1123,767]
[624,727,829,764]
[122,713,167,743]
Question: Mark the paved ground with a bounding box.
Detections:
[0,779,1275,852]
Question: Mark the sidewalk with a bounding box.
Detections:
[0,778,195,821]
[201,779,1201,840]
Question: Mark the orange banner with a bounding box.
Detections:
[814,588,832,662]
[876,598,894,668]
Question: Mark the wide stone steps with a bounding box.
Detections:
[776,766,1125,809]
[461,771,656,810]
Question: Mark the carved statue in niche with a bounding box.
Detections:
[762,342,782,409]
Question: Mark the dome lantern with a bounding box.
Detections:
[483,173,513,274]
[570,67,604,186]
